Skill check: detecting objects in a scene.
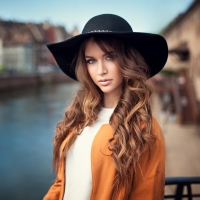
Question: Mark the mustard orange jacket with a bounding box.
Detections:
[43,117,165,200]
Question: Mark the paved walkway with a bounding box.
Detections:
[152,94,200,198]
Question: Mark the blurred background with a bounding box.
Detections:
[0,0,200,199]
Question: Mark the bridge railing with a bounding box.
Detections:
[165,177,200,200]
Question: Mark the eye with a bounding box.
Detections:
[106,56,113,60]
[105,54,115,60]
[86,59,96,64]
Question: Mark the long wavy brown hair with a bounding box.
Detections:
[52,35,155,199]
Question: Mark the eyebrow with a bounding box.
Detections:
[85,56,94,59]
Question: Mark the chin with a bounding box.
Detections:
[99,87,112,93]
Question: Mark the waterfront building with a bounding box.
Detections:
[0,37,2,68]
[0,20,72,74]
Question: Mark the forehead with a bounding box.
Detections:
[84,38,113,55]
[85,40,102,54]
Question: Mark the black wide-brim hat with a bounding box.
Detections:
[47,14,168,81]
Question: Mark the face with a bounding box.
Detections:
[85,39,123,99]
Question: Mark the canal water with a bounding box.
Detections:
[0,82,80,200]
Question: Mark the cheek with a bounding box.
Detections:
[113,67,123,82]
[117,74,123,85]
[87,67,95,81]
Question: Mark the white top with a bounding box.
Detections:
[63,107,114,200]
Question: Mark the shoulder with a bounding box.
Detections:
[132,116,165,188]
[150,117,165,171]
[151,116,164,144]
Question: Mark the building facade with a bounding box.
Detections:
[0,20,72,73]
[161,0,200,123]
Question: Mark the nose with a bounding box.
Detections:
[97,61,107,76]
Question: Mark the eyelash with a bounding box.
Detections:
[86,54,115,64]
[106,55,113,60]
[86,59,96,64]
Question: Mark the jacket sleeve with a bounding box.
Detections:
[43,163,63,200]
[43,133,73,200]
[129,118,166,200]
[43,137,69,200]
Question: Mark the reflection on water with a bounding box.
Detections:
[0,82,80,200]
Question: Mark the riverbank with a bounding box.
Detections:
[0,82,81,200]
[0,72,74,92]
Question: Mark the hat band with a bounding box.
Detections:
[87,30,112,33]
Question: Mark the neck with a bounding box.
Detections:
[103,93,120,108]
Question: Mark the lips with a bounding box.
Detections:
[98,79,112,86]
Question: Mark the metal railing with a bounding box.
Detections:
[165,177,200,200]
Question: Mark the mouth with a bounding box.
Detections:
[98,79,112,86]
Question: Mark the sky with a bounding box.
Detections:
[0,0,194,34]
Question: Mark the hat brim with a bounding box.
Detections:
[47,32,168,80]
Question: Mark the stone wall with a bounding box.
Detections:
[0,73,72,92]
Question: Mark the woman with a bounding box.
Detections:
[43,14,168,200]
